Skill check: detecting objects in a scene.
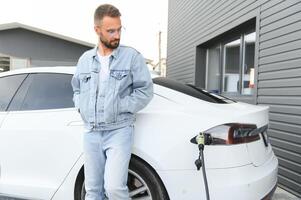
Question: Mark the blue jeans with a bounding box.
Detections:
[83,125,134,200]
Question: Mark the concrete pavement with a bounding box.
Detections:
[272,187,300,200]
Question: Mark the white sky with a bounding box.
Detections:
[0,0,168,61]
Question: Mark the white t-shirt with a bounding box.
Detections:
[97,51,111,82]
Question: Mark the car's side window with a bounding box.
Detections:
[0,74,27,111]
[14,73,74,111]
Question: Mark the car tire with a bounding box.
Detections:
[128,156,169,200]
[75,156,169,200]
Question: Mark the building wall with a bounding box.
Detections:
[0,28,93,66]
[167,0,301,197]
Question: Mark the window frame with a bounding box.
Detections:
[7,72,75,112]
[196,16,260,104]
[205,29,256,96]
[0,73,28,112]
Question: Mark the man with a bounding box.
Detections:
[71,4,153,200]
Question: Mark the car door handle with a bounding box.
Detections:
[68,121,84,126]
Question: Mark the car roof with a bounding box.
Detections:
[0,66,159,78]
[0,66,75,77]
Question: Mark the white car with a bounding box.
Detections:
[0,67,278,200]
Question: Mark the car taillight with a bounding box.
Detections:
[204,123,261,145]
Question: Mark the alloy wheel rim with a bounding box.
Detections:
[81,169,152,200]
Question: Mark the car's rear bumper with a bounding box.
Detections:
[158,153,278,200]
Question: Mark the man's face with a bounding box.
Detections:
[94,16,122,49]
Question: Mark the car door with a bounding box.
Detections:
[0,73,28,184]
[0,72,84,200]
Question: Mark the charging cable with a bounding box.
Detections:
[193,133,211,200]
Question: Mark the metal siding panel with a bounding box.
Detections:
[278,167,301,186]
[167,63,195,71]
[259,49,301,65]
[167,62,194,73]
[273,147,301,165]
[269,129,301,145]
[167,71,195,81]
[257,96,301,105]
[260,20,301,44]
[168,3,196,41]
[167,66,195,75]
[278,157,301,175]
[171,0,236,44]
[270,112,301,126]
[168,0,230,41]
[261,0,301,24]
[168,1,215,43]
[166,70,192,80]
[270,137,301,154]
[167,54,195,66]
[260,0,284,12]
[168,61,195,72]
[171,0,259,51]
[260,39,301,57]
[167,0,197,83]
[258,68,301,80]
[258,88,301,96]
[273,147,301,196]
[260,11,301,34]
[270,121,301,134]
[167,75,194,84]
[167,65,194,76]
[258,58,301,73]
[258,77,301,88]
[260,29,301,51]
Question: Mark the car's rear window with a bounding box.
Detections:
[153,77,235,104]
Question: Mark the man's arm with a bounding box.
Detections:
[71,57,82,111]
[119,53,154,114]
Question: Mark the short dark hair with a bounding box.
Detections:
[94,4,121,25]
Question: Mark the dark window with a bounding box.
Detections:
[8,74,34,111]
[0,74,27,111]
[17,73,74,111]
[197,18,256,96]
[0,56,10,72]
[153,77,235,104]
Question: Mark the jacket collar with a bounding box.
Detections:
[91,44,119,60]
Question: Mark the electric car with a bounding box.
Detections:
[0,67,278,200]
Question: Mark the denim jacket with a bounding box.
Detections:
[71,45,153,130]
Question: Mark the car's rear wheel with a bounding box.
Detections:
[75,156,169,200]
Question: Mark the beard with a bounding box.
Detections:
[99,35,120,49]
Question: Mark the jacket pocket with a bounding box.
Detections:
[79,73,91,93]
[110,70,129,80]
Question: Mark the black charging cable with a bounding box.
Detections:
[191,133,212,200]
